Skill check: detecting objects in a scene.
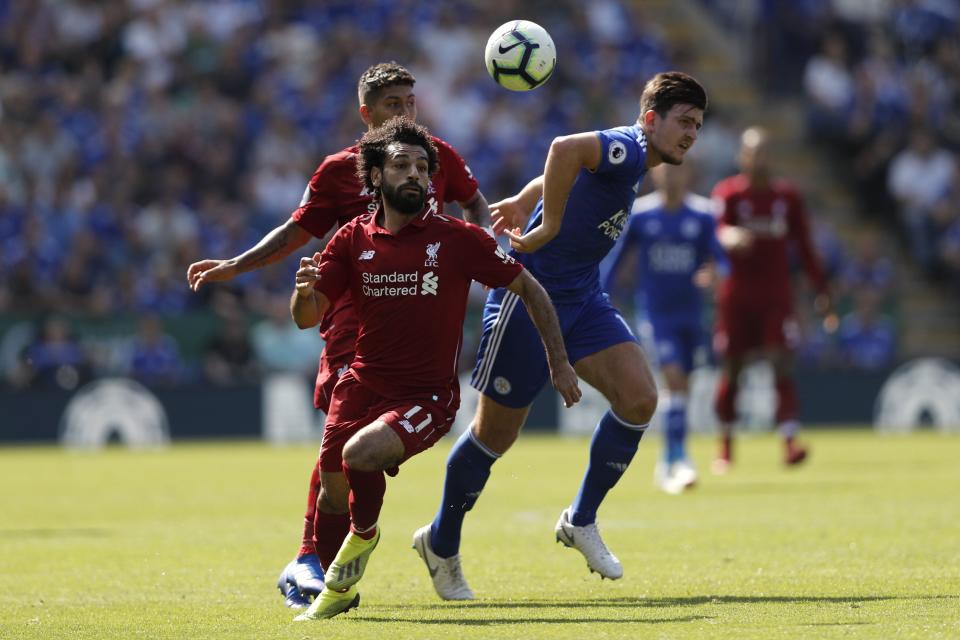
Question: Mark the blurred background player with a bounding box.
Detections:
[603,163,727,494]
[711,127,831,473]
[290,117,579,620]
[186,62,489,608]
[413,72,707,600]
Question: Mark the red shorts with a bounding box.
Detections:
[318,370,456,473]
[714,297,799,358]
[313,330,356,413]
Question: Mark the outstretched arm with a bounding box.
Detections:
[460,190,491,227]
[187,219,314,291]
[505,270,581,407]
[504,133,601,253]
[491,175,544,236]
[290,252,331,329]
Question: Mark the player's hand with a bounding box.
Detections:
[490,197,532,236]
[503,225,555,254]
[295,253,323,298]
[187,259,239,291]
[549,361,582,408]
[693,264,716,289]
[719,226,754,253]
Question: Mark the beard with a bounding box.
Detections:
[382,181,426,215]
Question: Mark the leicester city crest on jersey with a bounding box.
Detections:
[424,241,441,267]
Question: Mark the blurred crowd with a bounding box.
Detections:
[1,0,926,391]
[757,0,960,288]
[0,0,672,388]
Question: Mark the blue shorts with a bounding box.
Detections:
[471,287,636,408]
[645,316,705,374]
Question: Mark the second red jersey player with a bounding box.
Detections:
[711,127,829,471]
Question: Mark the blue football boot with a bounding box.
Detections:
[288,553,325,597]
[277,559,311,609]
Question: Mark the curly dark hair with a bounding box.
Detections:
[355,116,439,194]
[357,61,416,106]
[639,71,708,116]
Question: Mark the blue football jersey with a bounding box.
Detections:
[603,192,726,323]
[518,124,649,303]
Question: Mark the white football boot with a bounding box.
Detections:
[656,458,698,495]
[412,525,475,600]
[554,508,623,579]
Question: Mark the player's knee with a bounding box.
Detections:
[619,385,658,425]
[342,438,376,471]
[473,419,521,455]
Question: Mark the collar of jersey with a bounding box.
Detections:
[363,205,432,236]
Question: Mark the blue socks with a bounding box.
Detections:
[665,393,687,464]
[570,410,646,527]
[429,429,499,558]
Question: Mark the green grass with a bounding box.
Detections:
[1,430,958,639]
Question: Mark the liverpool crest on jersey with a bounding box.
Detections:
[424,241,441,267]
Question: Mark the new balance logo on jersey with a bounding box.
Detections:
[424,241,440,267]
[359,250,376,261]
[421,271,439,295]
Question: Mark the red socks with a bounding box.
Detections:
[312,511,351,570]
[297,460,322,558]
[342,462,386,539]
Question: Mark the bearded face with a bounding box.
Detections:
[381,179,426,215]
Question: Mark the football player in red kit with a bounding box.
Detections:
[290,117,580,619]
[711,127,831,471]
[186,62,489,607]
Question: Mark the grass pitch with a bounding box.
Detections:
[1,430,958,639]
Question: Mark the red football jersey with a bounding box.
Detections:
[711,174,826,306]
[313,209,523,406]
[291,136,479,340]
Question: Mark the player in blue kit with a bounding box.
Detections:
[603,163,727,494]
[412,72,708,598]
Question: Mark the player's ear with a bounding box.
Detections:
[359,104,373,126]
[371,166,381,188]
[643,110,657,127]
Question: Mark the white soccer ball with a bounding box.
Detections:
[484,20,556,92]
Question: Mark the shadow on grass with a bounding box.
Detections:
[400,595,896,610]
[351,615,713,626]
[0,528,111,538]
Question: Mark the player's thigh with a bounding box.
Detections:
[716,299,761,363]
[650,321,694,377]
[471,287,551,408]
[471,393,531,455]
[315,335,355,413]
[762,308,800,376]
[574,341,658,424]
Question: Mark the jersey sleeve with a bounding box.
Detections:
[312,224,352,304]
[459,224,525,289]
[594,128,644,177]
[435,138,479,203]
[291,155,347,238]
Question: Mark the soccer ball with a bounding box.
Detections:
[484,20,556,91]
